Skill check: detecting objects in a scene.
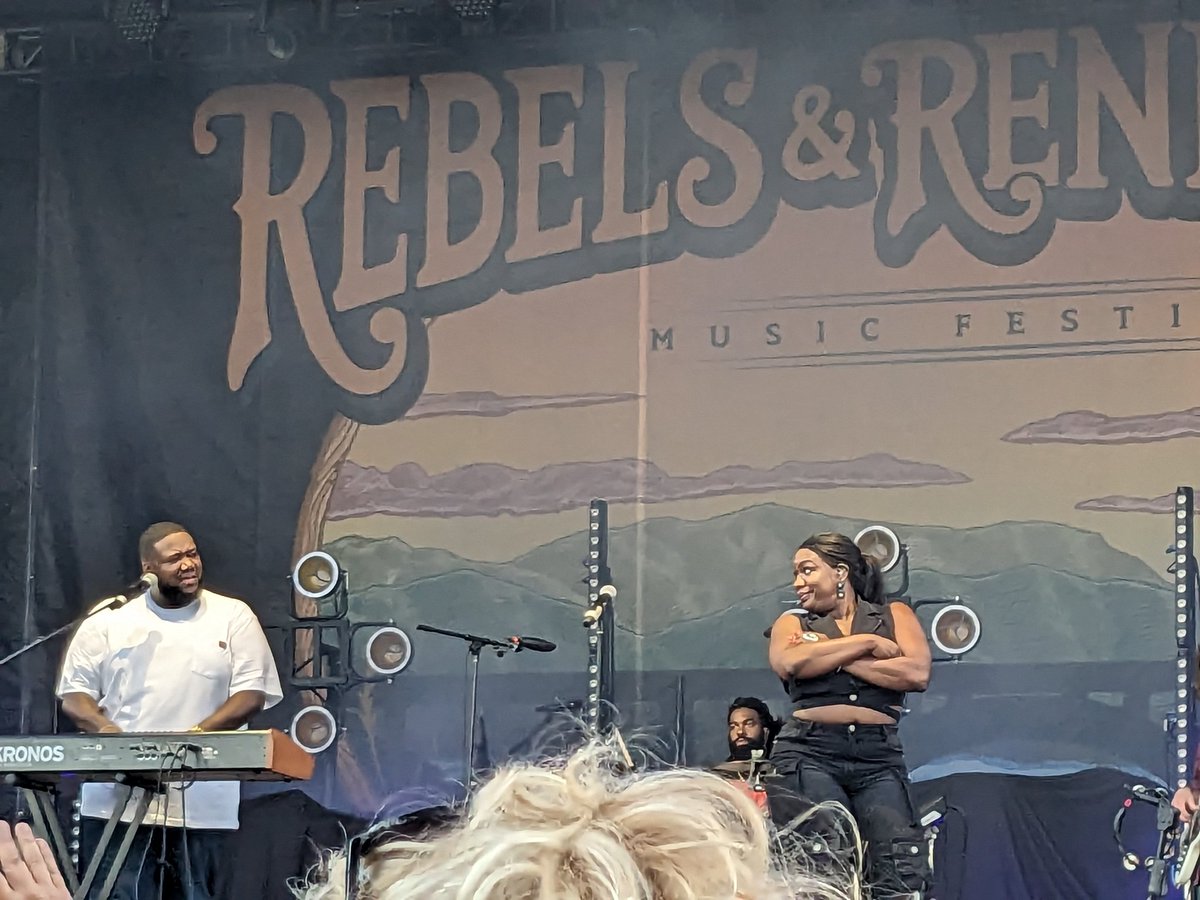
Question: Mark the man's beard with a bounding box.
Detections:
[157,578,202,608]
[728,735,767,761]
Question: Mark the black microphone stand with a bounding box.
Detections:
[0,597,126,670]
[0,594,130,896]
[415,624,516,793]
[1145,791,1177,900]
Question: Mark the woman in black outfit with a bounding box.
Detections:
[767,532,933,898]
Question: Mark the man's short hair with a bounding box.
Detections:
[728,696,783,748]
[138,522,189,562]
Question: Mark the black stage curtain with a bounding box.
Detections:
[228,769,1171,900]
[915,768,1170,900]
[223,791,366,900]
[0,79,42,819]
[32,71,349,736]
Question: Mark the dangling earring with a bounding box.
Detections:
[836,580,845,600]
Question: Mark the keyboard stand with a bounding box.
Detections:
[17,778,152,900]
[77,782,153,900]
[16,779,79,896]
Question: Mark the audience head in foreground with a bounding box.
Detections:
[300,737,859,900]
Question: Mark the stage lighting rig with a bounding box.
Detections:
[355,623,413,678]
[110,0,164,43]
[1169,486,1196,791]
[286,550,414,684]
[283,549,415,754]
[447,0,497,21]
[912,597,982,662]
[583,499,615,732]
[854,524,910,599]
[264,20,298,60]
[0,28,41,74]
[929,604,981,656]
[291,550,347,613]
[289,704,339,754]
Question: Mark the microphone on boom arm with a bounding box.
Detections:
[507,636,557,653]
[582,584,616,627]
[93,573,159,613]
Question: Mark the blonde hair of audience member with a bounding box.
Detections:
[299,738,860,900]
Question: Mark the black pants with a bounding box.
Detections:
[770,719,928,898]
[81,819,227,900]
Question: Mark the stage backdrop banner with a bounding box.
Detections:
[0,79,42,749]
[3,3,1198,897]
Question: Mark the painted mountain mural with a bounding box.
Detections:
[303,503,1176,814]
[329,503,1171,673]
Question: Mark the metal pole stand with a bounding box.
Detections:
[464,640,485,791]
[415,624,515,795]
[1144,794,1176,900]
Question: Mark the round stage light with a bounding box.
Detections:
[264,22,297,61]
[289,705,338,754]
[291,551,341,599]
[854,525,902,573]
[930,604,981,655]
[364,626,413,677]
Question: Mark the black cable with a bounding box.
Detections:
[155,747,172,900]
[132,746,174,900]
[96,740,199,899]
[174,743,199,900]
[945,803,969,858]
[130,811,154,900]
[164,743,194,900]
[940,804,969,900]
[180,778,192,900]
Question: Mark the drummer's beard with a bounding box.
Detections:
[728,734,767,761]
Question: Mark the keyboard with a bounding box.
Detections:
[0,729,314,786]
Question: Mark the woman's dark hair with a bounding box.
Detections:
[798,532,886,605]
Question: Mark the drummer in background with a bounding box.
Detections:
[710,696,782,780]
[725,697,782,763]
[709,697,783,820]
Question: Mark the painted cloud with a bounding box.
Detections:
[1075,494,1183,514]
[1003,408,1200,444]
[404,390,639,420]
[327,453,971,519]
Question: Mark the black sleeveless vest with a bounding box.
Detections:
[782,599,906,720]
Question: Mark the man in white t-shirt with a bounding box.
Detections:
[56,522,283,900]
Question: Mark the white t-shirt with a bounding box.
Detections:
[56,589,283,830]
